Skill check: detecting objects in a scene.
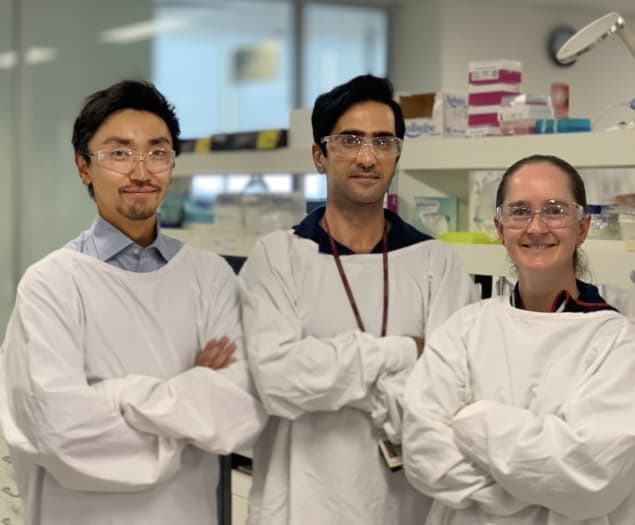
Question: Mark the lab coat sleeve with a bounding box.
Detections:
[238,235,417,420]
[356,242,478,441]
[423,242,480,335]
[452,320,635,520]
[402,306,530,515]
[93,256,267,454]
[93,367,267,455]
[0,265,186,493]
[369,242,477,442]
[365,370,409,443]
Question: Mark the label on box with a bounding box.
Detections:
[468,113,500,127]
[469,91,522,107]
[412,196,458,237]
[499,105,553,121]
[405,117,438,137]
[466,126,502,137]
[468,60,522,84]
[400,92,467,138]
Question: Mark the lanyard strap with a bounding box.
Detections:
[323,216,389,336]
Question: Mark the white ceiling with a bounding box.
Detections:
[490,0,635,16]
[344,0,635,17]
[154,0,635,17]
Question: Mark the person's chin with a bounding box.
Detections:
[122,204,158,222]
[517,254,560,272]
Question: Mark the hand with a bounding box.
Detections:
[195,336,237,370]
[411,336,425,358]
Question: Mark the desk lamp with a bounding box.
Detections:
[556,12,635,63]
[556,12,635,130]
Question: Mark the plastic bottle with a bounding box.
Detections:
[550,82,569,119]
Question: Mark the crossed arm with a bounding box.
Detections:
[0,262,266,493]
[403,310,635,520]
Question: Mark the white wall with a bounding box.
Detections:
[0,0,153,335]
[391,0,635,120]
[15,1,153,271]
[0,1,15,335]
[390,0,443,93]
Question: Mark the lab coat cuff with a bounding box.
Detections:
[452,400,493,468]
[378,336,417,373]
[92,377,127,414]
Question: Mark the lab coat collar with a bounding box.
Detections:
[293,206,433,255]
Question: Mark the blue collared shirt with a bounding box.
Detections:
[65,216,183,272]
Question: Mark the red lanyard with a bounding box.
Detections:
[323,215,389,336]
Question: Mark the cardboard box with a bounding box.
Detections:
[412,196,458,237]
[399,92,467,138]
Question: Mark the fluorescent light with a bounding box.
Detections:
[100,17,193,44]
[25,47,59,65]
[0,47,58,69]
[0,51,17,69]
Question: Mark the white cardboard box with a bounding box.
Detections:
[399,92,467,138]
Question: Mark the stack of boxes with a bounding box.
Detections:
[467,60,522,136]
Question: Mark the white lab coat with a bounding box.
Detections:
[0,247,267,525]
[403,296,635,524]
[239,229,476,525]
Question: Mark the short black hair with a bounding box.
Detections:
[72,80,181,198]
[311,74,405,156]
[72,80,181,157]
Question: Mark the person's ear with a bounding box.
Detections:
[312,144,326,174]
[577,212,591,245]
[75,154,92,186]
[494,217,505,245]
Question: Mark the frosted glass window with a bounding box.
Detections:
[302,3,388,106]
[153,1,292,138]
[304,173,327,201]
[191,173,293,201]
[154,1,388,202]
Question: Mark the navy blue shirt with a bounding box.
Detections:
[293,206,432,255]
[512,280,618,313]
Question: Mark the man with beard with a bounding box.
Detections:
[0,80,266,525]
[239,74,477,525]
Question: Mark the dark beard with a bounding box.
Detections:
[118,202,156,221]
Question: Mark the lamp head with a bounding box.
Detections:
[557,12,635,63]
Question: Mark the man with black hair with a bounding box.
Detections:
[239,74,477,524]
[0,80,266,525]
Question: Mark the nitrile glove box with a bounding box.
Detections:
[399,92,467,138]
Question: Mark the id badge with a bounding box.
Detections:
[378,438,403,472]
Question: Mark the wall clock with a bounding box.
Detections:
[548,25,577,67]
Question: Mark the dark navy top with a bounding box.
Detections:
[512,280,619,313]
[293,206,432,255]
